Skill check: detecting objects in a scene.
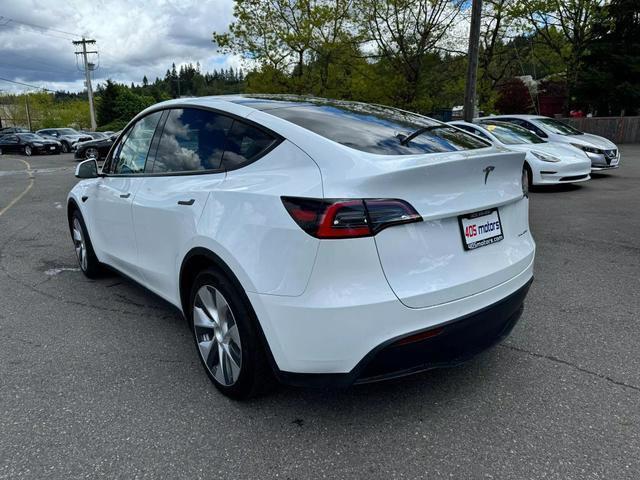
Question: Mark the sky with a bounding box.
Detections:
[0,0,241,94]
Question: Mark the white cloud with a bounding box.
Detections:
[0,0,235,93]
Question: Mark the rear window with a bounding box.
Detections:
[267,104,490,155]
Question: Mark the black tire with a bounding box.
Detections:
[69,209,103,278]
[61,141,70,153]
[523,162,533,190]
[189,268,274,399]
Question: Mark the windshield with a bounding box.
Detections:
[534,118,583,136]
[58,128,80,135]
[480,123,546,145]
[266,102,490,155]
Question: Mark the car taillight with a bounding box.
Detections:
[281,197,422,239]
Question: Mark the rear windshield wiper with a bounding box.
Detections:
[398,125,442,146]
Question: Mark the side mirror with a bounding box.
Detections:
[75,158,99,179]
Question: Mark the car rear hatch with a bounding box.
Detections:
[322,148,535,308]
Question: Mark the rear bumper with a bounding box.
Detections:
[277,278,531,388]
[35,145,60,154]
[248,235,535,380]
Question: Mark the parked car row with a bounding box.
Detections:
[0,127,110,156]
[449,114,620,187]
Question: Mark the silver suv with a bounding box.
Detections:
[36,128,92,153]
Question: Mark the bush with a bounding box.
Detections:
[96,119,129,132]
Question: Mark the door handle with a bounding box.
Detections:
[120,193,131,198]
[177,199,195,206]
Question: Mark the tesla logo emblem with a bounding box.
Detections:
[483,166,495,184]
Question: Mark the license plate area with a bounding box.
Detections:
[458,208,503,251]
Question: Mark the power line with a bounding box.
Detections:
[0,16,82,39]
[0,23,73,42]
[0,76,56,92]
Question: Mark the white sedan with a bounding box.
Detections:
[450,120,592,186]
[68,95,535,399]
[482,114,620,171]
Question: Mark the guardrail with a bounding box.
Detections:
[562,117,640,144]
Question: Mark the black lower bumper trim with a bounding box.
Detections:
[560,174,589,182]
[277,278,532,388]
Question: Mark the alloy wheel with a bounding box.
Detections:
[72,218,88,271]
[193,285,242,386]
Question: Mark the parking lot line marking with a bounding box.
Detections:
[0,159,34,218]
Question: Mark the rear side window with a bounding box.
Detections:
[267,104,489,155]
[222,121,277,170]
[152,108,233,173]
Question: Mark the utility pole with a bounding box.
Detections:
[24,96,32,131]
[463,0,483,122]
[73,38,97,131]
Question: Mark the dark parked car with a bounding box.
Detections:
[0,127,30,135]
[74,132,120,161]
[36,128,92,153]
[0,133,61,156]
[80,131,109,140]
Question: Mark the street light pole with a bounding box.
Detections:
[463,0,483,122]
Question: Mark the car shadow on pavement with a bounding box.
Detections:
[590,172,618,180]
[529,183,583,194]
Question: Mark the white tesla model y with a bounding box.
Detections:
[68,95,535,399]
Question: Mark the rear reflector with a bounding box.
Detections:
[282,197,422,239]
[393,327,445,347]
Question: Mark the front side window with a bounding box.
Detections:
[267,103,489,155]
[222,121,277,170]
[152,108,233,173]
[111,111,162,174]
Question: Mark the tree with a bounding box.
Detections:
[577,0,640,115]
[95,79,155,128]
[512,0,606,104]
[495,77,533,113]
[358,0,465,109]
[477,0,522,110]
[96,80,120,126]
[214,0,358,94]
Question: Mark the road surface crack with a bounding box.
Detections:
[500,343,640,393]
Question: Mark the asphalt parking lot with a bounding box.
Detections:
[1,148,639,479]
